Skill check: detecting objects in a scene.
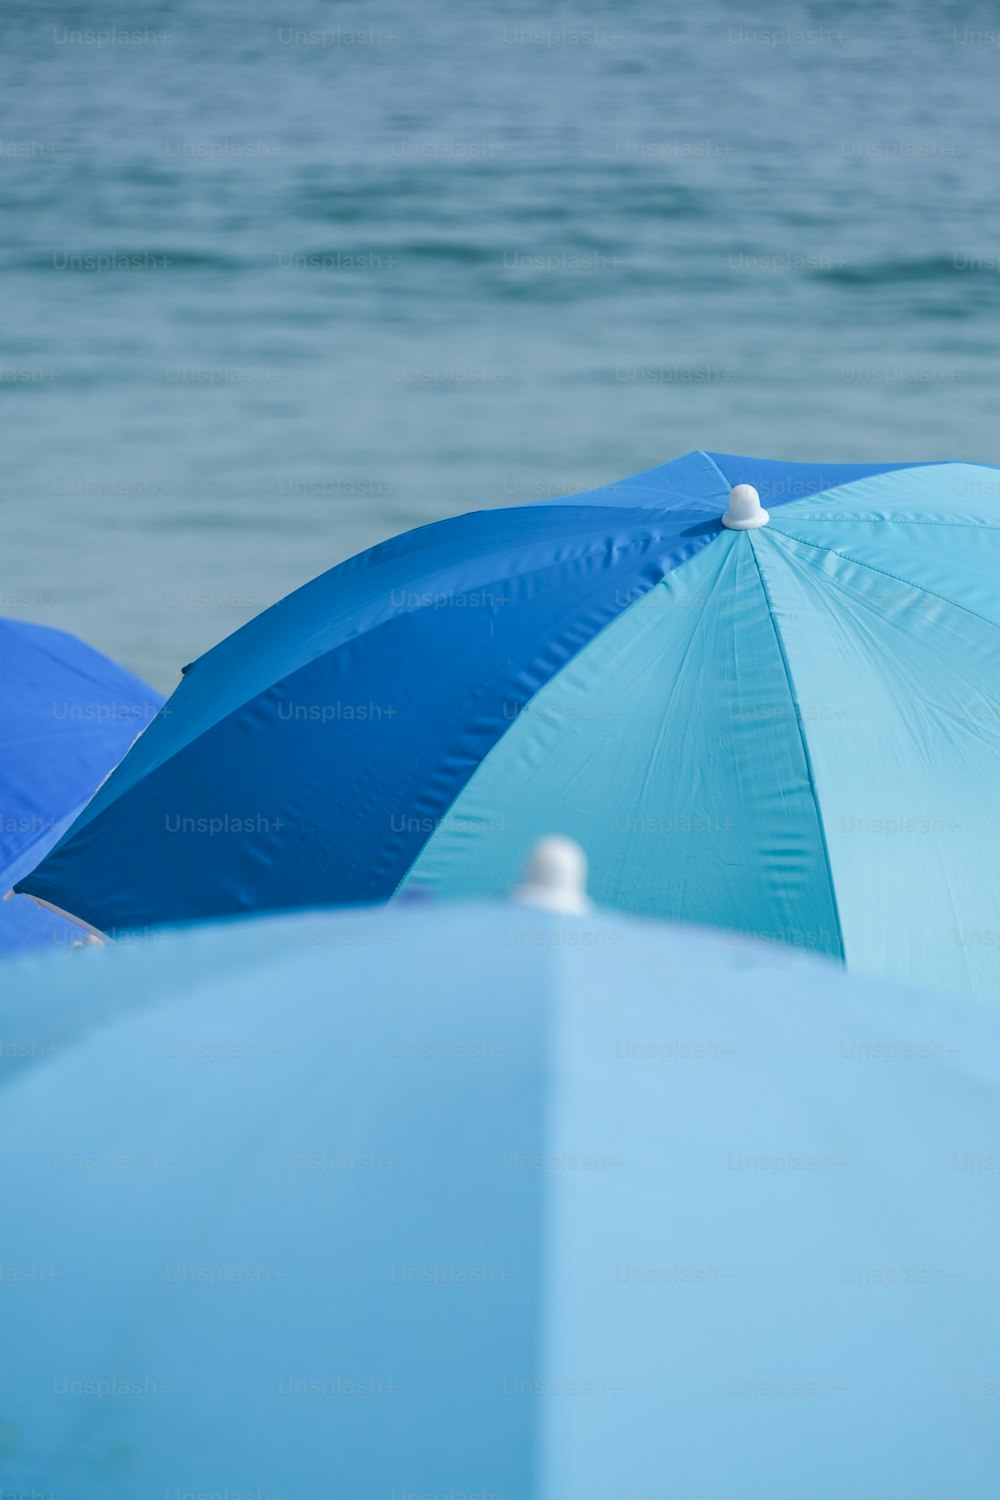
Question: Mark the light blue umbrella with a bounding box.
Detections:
[17,452,1000,999]
[1,850,997,1497]
[0,616,162,955]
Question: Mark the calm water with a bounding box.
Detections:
[2,0,999,692]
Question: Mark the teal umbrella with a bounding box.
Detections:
[17,453,1000,1000]
[1,846,997,1497]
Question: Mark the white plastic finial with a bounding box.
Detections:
[512,836,592,916]
[722,483,769,530]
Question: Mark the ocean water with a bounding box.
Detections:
[2,0,999,692]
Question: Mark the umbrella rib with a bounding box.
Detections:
[744,532,846,961]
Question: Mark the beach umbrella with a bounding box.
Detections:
[17,451,1000,999]
[0,848,998,1497]
[0,616,162,955]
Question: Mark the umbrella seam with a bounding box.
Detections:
[697,449,736,494]
[765,527,1000,635]
[772,517,1000,530]
[745,532,846,963]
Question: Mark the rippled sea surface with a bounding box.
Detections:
[2,0,999,690]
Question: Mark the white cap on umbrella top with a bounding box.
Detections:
[512,836,592,916]
[722,483,769,530]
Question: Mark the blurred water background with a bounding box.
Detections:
[1,0,998,692]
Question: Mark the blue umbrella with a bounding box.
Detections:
[0,617,162,954]
[0,860,997,1497]
[17,451,1000,998]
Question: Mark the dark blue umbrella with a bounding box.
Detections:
[0,616,162,954]
[18,451,1000,998]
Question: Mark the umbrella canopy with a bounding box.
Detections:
[0,616,162,955]
[17,451,1000,998]
[0,885,998,1496]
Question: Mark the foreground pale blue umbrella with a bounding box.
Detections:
[0,616,162,955]
[18,452,1000,999]
[0,846,997,1498]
